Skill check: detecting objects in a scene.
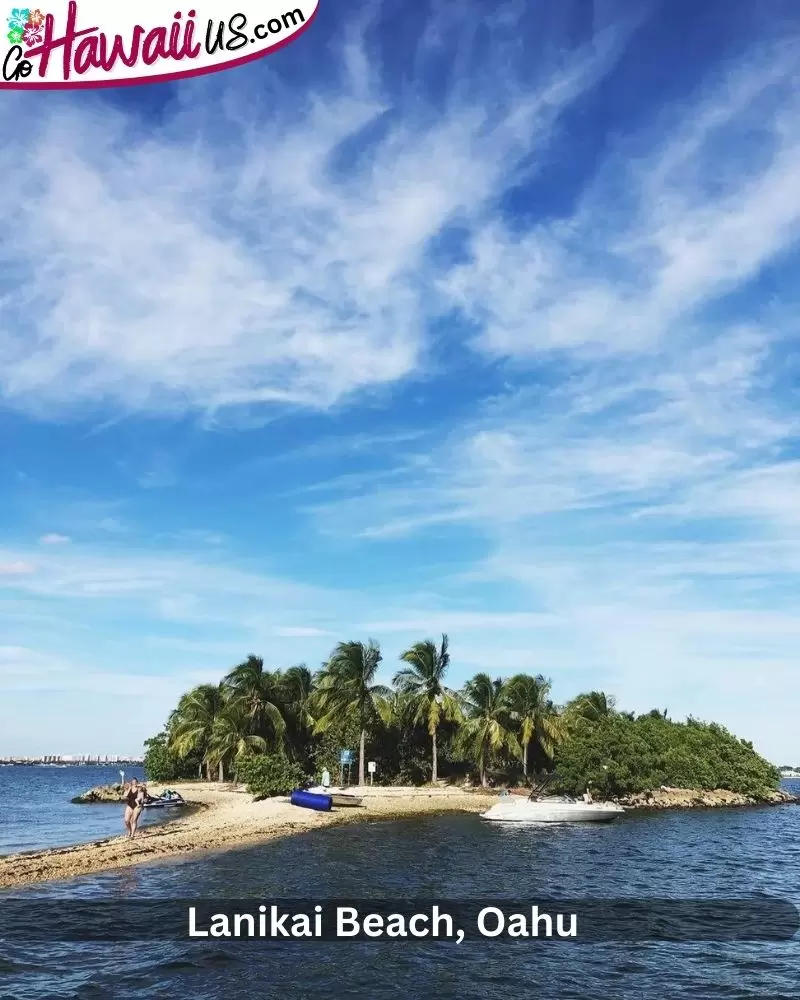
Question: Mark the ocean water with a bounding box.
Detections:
[0,778,798,999]
[0,765,157,854]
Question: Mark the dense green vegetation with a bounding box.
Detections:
[143,636,779,799]
[555,714,780,797]
[142,732,202,783]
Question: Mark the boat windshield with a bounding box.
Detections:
[527,774,559,801]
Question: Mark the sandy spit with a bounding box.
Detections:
[0,784,497,890]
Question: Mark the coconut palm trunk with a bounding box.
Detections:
[506,674,564,783]
[169,683,225,782]
[313,639,390,790]
[218,760,224,782]
[395,634,459,786]
[458,674,518,790]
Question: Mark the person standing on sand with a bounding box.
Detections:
[123,778,145,840]
[130,783,148,839]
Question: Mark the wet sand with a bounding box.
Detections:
[0,784,497,890]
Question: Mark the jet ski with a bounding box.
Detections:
[142,790,186,809]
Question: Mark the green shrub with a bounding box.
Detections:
[554,714,780,797]
[143,732,201,783]
[236,751,306,799]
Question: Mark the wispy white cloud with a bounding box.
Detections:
[0,545,321,609]
[352,612,560,633]
[39,533,70,545]
[304,38,800,541]
[440,40,800,359]
[0,560,37,575]
[0,3,626,421]
[290,36,800,763]
[0,645,220,697]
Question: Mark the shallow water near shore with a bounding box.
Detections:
[0,765,159,854]
[2,780,799,999]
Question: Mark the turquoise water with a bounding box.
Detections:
[1,777,798,998]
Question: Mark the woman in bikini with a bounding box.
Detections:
[122,777,145,840]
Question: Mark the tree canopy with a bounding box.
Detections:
[147,639,779,799]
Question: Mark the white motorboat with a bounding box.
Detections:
[306,786,364,807]
[480,794,625,824]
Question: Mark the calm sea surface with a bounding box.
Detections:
[1,773,799,1000]
[0,765,152,854]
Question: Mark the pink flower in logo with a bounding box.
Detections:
[22,19,40,43]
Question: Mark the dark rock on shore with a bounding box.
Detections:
[71,784,124,804]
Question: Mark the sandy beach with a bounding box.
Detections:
[0,784,497,890]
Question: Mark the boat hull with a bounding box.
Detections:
[306,786,363,807]
[480,800,624,824]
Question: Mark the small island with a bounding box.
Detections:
[1,637,794,890]
[143,639,788,808]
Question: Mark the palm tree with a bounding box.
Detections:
[458,673,519,787]
[282,664,315,731]
[223,655,286,745]
[505,674,564,778]
[168,683,226,779]
[394,634,461,783]
[207,702,267,782]
[567,690,616,723]
[313,640,391,785]
[281,664,316,759]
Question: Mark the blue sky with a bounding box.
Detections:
[2,0,800,763]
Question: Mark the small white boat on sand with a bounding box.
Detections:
[480,795,624,823]
[306,786,364,807]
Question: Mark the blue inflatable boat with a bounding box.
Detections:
[290,789,332,811]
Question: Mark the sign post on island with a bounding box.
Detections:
[339,750,354,787]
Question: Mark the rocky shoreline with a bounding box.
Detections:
[73,782,799,810]
[615,786,798,809]
[71,783,125,804]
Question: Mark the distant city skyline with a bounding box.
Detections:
[0,754,145,764]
